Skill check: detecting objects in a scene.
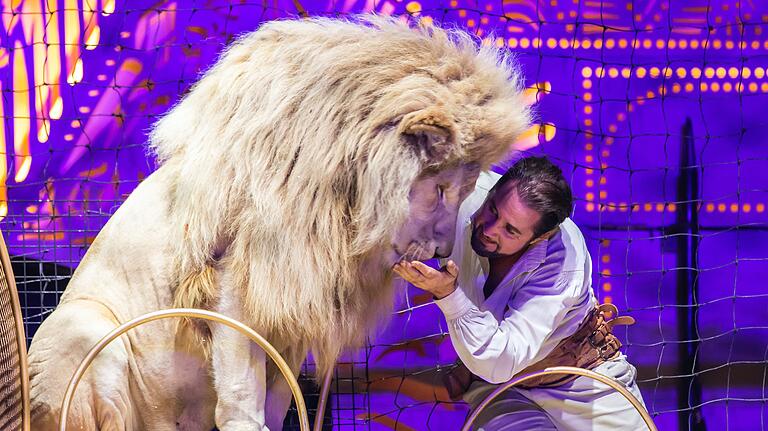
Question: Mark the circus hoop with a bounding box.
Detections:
[461,366,657,431]
[58,308,312,431]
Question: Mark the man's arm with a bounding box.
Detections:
[396,259,583,384]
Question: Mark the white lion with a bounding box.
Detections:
[28,16,530,430]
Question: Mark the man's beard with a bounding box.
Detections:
[470,225,505,258]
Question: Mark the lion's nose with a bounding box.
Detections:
[434,241,454,258]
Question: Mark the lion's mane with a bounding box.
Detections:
[149,16,530,374]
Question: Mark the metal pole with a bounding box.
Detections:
[676,118,706,431]
[312,369,334,431]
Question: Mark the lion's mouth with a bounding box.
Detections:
[394,241,434,262]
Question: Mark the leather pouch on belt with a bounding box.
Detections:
[515,303,635,388]
[442,303,636,398]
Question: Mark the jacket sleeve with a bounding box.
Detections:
[435,260,584,384]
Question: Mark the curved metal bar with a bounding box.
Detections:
[312,369,334,431]
[58,308,309,431]
[461,366,657,431]
[0,232,30,431]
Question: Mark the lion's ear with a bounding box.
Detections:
[400,109,455,162]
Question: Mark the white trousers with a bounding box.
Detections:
[466,354,649,431]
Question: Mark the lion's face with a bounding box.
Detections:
[391,162,481,263]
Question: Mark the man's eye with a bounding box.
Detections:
[490,204,497,215]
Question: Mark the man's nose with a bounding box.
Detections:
[484,218,502,238]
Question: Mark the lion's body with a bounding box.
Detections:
[28,16,529,430]
[29,165,217,430]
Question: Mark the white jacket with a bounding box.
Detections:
[435,171,597,384]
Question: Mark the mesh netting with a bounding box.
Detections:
[0,243,24,430]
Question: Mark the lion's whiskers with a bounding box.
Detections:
[399,241,427,262]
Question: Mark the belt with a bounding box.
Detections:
[443,303,635,401]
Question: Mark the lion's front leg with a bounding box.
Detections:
[210,301,269,431]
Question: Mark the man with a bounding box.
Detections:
[393,156,648,430]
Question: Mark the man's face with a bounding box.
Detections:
[470,181,542,258]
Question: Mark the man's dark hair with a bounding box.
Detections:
[495,156,574,237]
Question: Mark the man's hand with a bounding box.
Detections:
[392,260,459,300]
